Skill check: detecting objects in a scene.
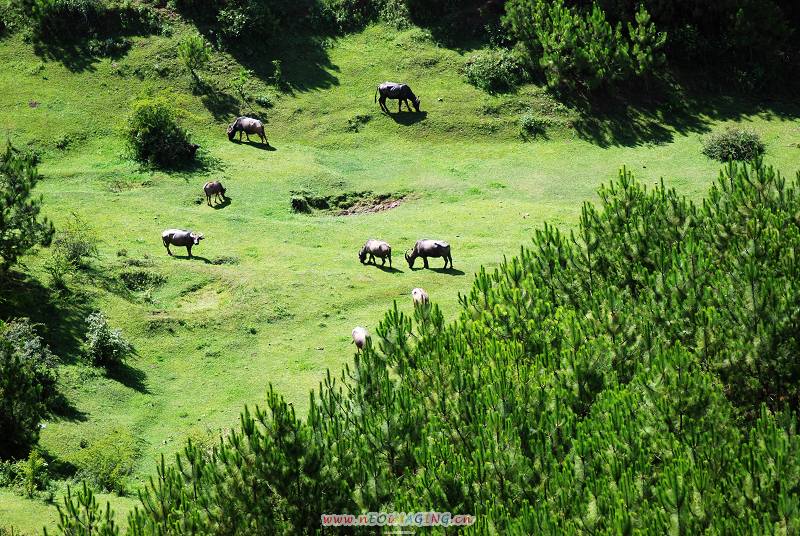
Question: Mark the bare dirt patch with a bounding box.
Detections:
[290,190,407,216]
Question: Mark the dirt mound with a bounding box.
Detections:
[290,190,406,216]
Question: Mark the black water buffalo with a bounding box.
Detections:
[227,117,268,144]
[359,239,392,267]
[162,229,204,258]
[405,239,452,269]
[375,82,420,113]
[203,180,227,206]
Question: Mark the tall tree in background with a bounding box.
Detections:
[0,142,53,274]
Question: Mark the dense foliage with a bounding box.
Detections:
[702,127,766,162]
[0,332,47,459]
[0,142,53,273]
[124,98,196,169]
[504,0,666,91]
[177,32,210,83]
[17,0,161,42]
[51,160,800,533]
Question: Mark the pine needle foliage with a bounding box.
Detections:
[59,160,800,534]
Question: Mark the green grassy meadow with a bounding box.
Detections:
[1,20,800,533]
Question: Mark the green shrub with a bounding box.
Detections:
[124,97,196,169]
[463,48,522,93]
[71,428,140,494]
[519,111,548,138]
[702,127,766,161]
[119,269,165,291]
[83,312,133,369]
[13,448,50,498]
[1,318,58,407]
[52,212,98,267]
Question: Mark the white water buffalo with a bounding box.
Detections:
[352,326,369,351]
[227,117,268,144]
[161,229,204,258]
[359,239,392,267]
[405,239,452,269]
[375,82,420,113]
[203,180,227,206]
[411,287,429,305]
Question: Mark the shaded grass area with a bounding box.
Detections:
[1,20,800,534]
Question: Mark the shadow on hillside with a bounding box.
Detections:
[559,81,800,148]
[387,111,428,125]
[0,271,91,362]
[431,267,466,276]
[107,360,149,393]
[201,86,241,121]
[170,255,212,264]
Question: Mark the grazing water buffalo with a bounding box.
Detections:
[411,287,429,305]
[405,239,452,270]
[375,82,420,113]
[359,239,392,267]
[203,180,227,206]
[227,117,268,144]
[352,326,369,351]
[162,229,204,258]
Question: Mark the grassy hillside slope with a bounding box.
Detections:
[1,18,799,533]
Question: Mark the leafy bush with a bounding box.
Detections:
[83,312,133,369]
[71,428,140,494]
[519,111,548,138]
[2,318,58,407]
[702,127,766,161]
[463,48,523,93]
[0,142,54,273]
[124,97,196,169]
[13,449,50,498]
[52,212,98,267]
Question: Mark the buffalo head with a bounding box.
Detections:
[227,124,236,141]
[191,232,204,245]
[413,97,421,112]
[358,247,368,264]
[405,250,415,268]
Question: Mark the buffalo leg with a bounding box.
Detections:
[381,257,386,266]
[238,131,243,141]
[187,245,192,258]
[388,254,392,268]
[423,257,429,269]
[165,244,172,256]
[398,100,402,113]
[379,96,388,113]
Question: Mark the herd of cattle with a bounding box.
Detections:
[159,82,440,350]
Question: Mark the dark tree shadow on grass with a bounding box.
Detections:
[0,270,91,362]
[201,87,241,121]
[556,78,800,148]
[107,361,149,394]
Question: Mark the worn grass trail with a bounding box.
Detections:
[1,21,799,533]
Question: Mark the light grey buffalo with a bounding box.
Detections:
[203,180,227,206]
[352,326,369,352]
[359,239,392,267]
[375,82,420,113]
[227,117,268,144]
[161,229,204,258]
[405,239,452,270]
